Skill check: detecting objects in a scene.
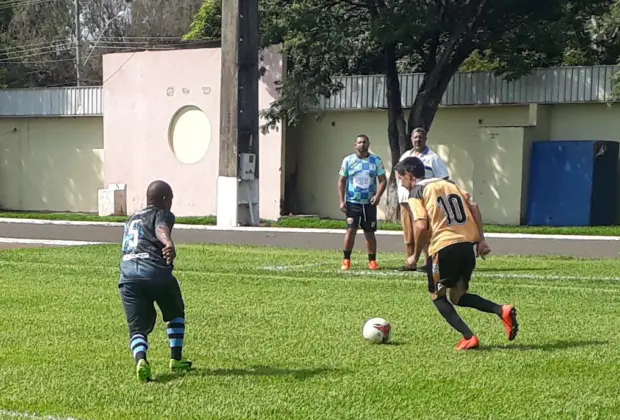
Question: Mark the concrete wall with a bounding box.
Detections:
[0,117,103,212]
[288,103,620,224]
[102,47,284,219]
[2,97,619,225]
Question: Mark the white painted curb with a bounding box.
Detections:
[0,217,618,241]
[0,237,107,246]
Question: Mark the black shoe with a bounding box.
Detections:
[416,264,429,272]
[397,265,416,272]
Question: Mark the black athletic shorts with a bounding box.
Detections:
[119,276,185,337]
[345,202,377,232]
[427,242,476,294]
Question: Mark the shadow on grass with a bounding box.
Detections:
[384,341,405,346]
[478,340,608,352]
[155,365,348,383]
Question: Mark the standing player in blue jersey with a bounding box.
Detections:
[118,180,192,383]
[338,134,387,270]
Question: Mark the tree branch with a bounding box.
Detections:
[423,1,443,70]
[428,0,488,87]
[424,29,440,70]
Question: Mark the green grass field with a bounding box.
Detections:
[2,211,620,236]
[1,244,620,419]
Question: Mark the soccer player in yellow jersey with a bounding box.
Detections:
[395,157,518,350]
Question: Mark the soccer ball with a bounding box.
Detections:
[362,317,392,344]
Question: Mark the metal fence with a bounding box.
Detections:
[317,65,620,110]
[0,86,103,117]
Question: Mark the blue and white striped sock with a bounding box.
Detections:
[130,333,148,363]
[167,317,185,360]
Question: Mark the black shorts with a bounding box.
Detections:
[427,242,476,294]
[119,276,185,337]
[345,202,377,232]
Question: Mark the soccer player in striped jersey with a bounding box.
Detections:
[118,180,192,382]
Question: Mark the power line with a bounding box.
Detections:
[0,55,102,64]
[0,0,54,10]
[0,38,67,51]
[1,43,72,56]
[0,47,73,62]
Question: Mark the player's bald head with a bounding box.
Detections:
[146,180,173,209]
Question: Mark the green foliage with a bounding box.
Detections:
[187,0,615,130]
[591,0,620,99]
[476,0,612,81]
[589,0,620,62]
[459,51,502,73]
[183,0,221,40]
[258,2,371,131]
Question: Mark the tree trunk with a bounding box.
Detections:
[385,38,475,221]
[407,74,450,133]
[383,44,408,222]
[407,46,474,133]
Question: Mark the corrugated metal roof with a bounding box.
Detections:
[0,86,102,117]
[0,65,618,116]
[317,65,620,110]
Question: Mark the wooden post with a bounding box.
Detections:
[217,0,260,227]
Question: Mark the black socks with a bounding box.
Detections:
[457,293,502,316]
[433,296,474,339]
[343,251,377,261]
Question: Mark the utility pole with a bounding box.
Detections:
[74,0,80,86]
[217,0,260,227]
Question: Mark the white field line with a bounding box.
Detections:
[0,409,82,420]
[0,237,106,246]
[262,256,406,271]
[250,266,620,294]
[260,261,620,283]
[0,217,618,241]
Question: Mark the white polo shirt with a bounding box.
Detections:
[397,146,449,203]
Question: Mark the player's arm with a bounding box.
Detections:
[338,159,349,211]
[410,217,429,268]
[460,189,484,238]
[406,187,429,267]
[460,188,491,258]
[155,211,176,265]
[372,158,388,205]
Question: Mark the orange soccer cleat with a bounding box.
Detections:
[456,335,480,350]
[340,259,351,270]
[368,260,380,270]
[501,305,519,341]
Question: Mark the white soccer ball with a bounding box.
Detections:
[362,317,392,344]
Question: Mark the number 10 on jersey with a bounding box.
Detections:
[437,194,467,225]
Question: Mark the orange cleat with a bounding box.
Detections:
[456,335,480,350]
[501,305,519,341]
[368,260,380,270]
[340,259,351,270]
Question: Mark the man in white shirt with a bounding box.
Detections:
[397,127,449,271]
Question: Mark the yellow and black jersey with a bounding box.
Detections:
[407,178,481,255]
